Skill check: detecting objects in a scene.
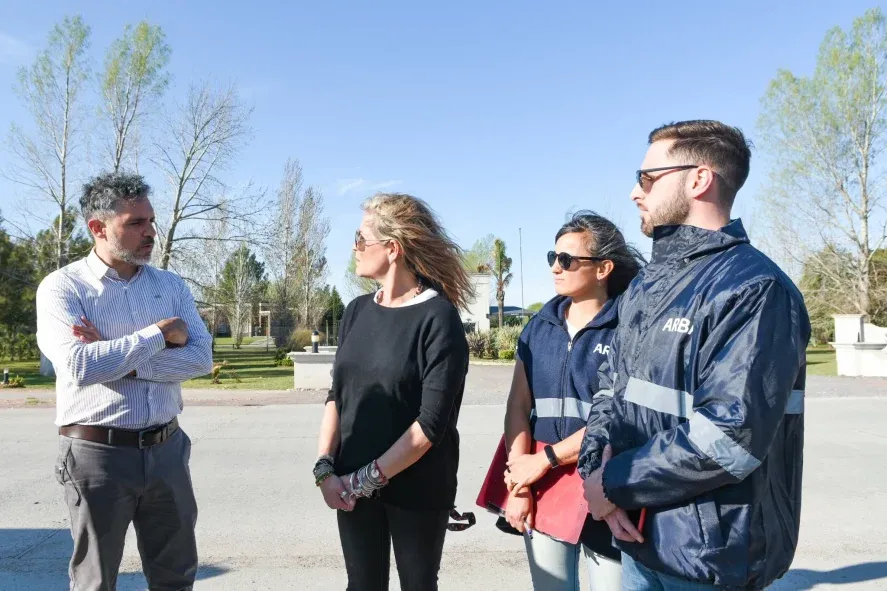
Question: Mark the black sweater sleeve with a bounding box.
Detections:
[325,296,365,405]
[416,305,469,445]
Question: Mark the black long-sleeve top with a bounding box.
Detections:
[327,293,469,509]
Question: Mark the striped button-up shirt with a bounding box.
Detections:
[36,250,214,429]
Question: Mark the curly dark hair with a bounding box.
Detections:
[80,171,151,223]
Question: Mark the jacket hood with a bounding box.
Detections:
[536,294,618,330]
[651,219,749,264]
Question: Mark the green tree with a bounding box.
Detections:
[319,286,345,343]
[462,234,494,273]
[492,238,513,329]
[7,15,91,271]
[0,230,38,360]
[757,7,887,320]
[798,247,887,343]
[528,302,544,313]
[31,207,92,282]
[101,20,171,172]
[216,243,266,348]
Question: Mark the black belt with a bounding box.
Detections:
[59,417,179,448]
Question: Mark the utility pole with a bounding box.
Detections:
[519,227,525,320]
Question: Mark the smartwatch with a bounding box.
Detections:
[543,445,560,468]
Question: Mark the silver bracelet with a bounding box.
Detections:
[349,460,389,498]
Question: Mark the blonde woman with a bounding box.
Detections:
[313,193,472,591]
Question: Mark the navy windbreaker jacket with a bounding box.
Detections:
[577,220,811,590]
[517,295,618,445]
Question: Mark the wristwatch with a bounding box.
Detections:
[543,445,560,468]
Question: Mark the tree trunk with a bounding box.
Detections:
[160,221,178,270]
[56,204,66,269]
[859,259,872,319]
[498,294,504,328]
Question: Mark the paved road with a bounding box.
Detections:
[1,368,886,589]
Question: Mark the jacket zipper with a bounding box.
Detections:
[560,335,572,440]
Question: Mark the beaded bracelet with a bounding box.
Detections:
[315,470,334,487]
[313,454,336,486]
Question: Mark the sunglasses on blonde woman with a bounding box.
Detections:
[354,230,391,252]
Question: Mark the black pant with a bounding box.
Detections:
[336,497,449,591]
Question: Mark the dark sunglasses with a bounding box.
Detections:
[636,165,699,192]
[354,230,390,252]
[547,251,604,270]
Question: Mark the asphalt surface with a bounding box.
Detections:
[1,366,886,589]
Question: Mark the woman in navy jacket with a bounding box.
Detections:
[502,211,644,590]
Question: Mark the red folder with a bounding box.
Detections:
[475,436,588,544]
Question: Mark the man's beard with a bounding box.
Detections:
[641,183,691,237]
[108,236,153,266]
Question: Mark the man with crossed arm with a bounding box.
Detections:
[36,172,214,591]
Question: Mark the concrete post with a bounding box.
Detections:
[833,314,865,343]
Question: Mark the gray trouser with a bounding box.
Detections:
[55,427,198,591]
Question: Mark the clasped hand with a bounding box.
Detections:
[503,452,550,494]
[582,444,644,544]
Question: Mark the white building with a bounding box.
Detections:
[461,273,491,332]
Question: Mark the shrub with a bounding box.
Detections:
[0,333,38,362]
[495,326,522,352]
[499,349,515,360]
[484,338,498,360]
[288,329,326,352]
[466,331,488,358]
[274,347,293,366]
[0,375,25,389]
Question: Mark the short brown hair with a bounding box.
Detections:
[649,120,752,206]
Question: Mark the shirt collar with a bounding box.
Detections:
[86,249,143,282]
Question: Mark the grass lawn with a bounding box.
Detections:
[2,347,840,391]
[0,342,291,391]
[212,336,260,348]
[183,348,293,390]
[806,346,838,376]
[0,359,57,390]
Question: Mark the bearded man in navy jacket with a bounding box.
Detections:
[579,120,811,591]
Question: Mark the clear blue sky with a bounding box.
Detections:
[0,1,880,306]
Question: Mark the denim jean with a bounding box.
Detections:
[524,531,622,591]
[621,552,721,590]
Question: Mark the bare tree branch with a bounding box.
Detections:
[151,80,257,271]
